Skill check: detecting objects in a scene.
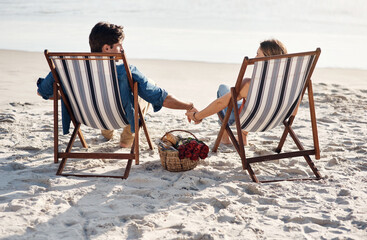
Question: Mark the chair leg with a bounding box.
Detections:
[275,128,288,154]
[134,129,139,165]
[53,85,59,164]
[138,106,153,150]
[132,81,140,165]
[275,116,295,153]
[122,160,133,179]
[245,164,259,183]
[231,88,245,158]
[77,130,88,149]
[230,88,259,183]
[213,114,225,152]
[123,141,136,179]
[56,123,80,175]
[307,80,320,159]
[213,103,234,152]
[287,125,322,179]
[225,125,240,154]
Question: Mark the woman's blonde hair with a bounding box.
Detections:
[260,39,287,56]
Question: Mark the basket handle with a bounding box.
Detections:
[161,129,198,140]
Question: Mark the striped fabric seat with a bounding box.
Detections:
[51,55,128,130]
[239,55,315,132]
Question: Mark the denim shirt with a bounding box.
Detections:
[37,64,167,134]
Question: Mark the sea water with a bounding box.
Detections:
[0,0,366,69]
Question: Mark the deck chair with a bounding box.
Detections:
[44,49,153,179]
[212,48,322,183]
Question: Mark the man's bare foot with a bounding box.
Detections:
[119,125,134,148]
[101,129,114,140]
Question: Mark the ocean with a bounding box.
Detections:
[0,0,366,69]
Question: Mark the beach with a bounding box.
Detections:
[0,49,367,239]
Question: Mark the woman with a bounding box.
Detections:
[186,39,287,145]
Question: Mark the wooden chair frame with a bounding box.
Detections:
[212,48,323,183]
[44,49,153,179]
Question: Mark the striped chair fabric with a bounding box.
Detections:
[239,55,315,132]
[51,55,128,130]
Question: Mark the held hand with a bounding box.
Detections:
[190,106,199,113]
[185,111,202,124]
[186,111,194,123]
[189,106,199,121]
[186,106,197,123]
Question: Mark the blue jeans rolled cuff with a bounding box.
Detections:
[216,84,242,126]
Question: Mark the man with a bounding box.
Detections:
[37,21,198,147]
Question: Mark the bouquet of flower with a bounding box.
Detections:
[160,132,209,161]
[177,138,209,161]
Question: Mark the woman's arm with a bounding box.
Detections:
[238,78,251,100]
[186,78,251,123]
[187,92,231,122]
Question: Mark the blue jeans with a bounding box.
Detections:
[217,84,242,126]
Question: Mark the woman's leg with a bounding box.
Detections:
[241,130,248,146]
[217,84,231,144]
[222,130,248,146]
[217,84,243,144]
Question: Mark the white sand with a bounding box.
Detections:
[0,50,367,239]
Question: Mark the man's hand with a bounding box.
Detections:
[186,107,202,124]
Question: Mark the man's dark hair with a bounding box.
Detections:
[89,22,125,52]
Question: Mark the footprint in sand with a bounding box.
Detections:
[9,102,33,107]
[0,113,16,123]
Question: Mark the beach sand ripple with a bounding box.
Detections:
[0,83,366,239]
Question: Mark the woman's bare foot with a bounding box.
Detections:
[220,131,232,144]
[241,130,248,146]
[220,130,248,146]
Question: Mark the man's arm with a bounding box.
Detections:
[162,94,193,110]
[163,94,202,123]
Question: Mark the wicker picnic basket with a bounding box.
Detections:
[158,130,199,172]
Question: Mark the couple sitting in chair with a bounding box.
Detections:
[38,21,286,147]
[38,21,322,182]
